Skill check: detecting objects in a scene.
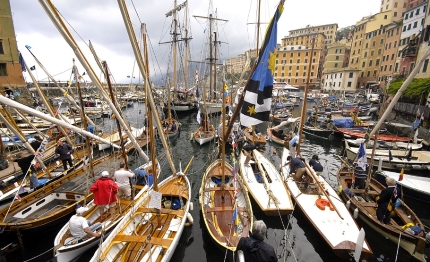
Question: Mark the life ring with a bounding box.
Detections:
[315,199,335,211]
[402,222,415,231]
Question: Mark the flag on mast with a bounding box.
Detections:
[240,2,284,127]
[357,143,367,170]
[398,168,404,181]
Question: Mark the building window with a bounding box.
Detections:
[367,71,370,77]
[365,43,369,48]
[297,59,300,63]
[281,73,284,76]
[303,72,306,76]
[394,11,397,17]
[423,59,429,73]
[295,79,298,83]
[296,66,299,70]
[334,63,338,68]
[376,59,380,66]
[369,60,373,66]
[407,24,411,30]
[403,26,406,32]
[289,66,292,70]
[364,52,367,58]
[283,53,286,57]
[302,79,306,83]
[361,72,364,77]
[413,21,418,28]
[371,51,374,56]
[405,14,409,20]
[290,59,293,63]
[349,72,353,78]
[298,52,301,57]
[362,62,366,67]
[0,63,7,76]
[295,72,298,76]
[347,81,352,87]
[335,55,339,60]
[305,52,308,56]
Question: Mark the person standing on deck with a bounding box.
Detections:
[90,171,119,219]
[286,156,306,181]
[30,135,43,151]
[114,163,135,200]
[376,177,401,224]
[237,220,277,262]
[55,139,73,170]
[13,153,39,188]
[289,134,299,157]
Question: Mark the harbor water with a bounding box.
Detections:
[1,101,429,262]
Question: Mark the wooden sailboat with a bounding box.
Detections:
[193,72,216,145]
[89,2,192,259]
[239,149,293,215]
[336,41,430,262]
[337,165,426,261]
[243,126,266,146]
[53,61,161,262]
[199,85,252,254]
[162,79,180,139]
[281,34,373,259]
[159,0,195,113]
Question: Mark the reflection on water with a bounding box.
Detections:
[2,102,428,262]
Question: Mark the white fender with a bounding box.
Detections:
[189,201,194,211]
[186,212,194,224]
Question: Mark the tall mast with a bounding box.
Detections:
[209,14,213,101]
[117,0,176,174]
[173,0,178,98]
[213,31,219,101]
[296,35,315,154]
[183,0,190,91]
[256,0,261,57]
[73,61,95,178]
[142,23,158,191]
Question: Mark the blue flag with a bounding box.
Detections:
[19,52,26,72]
[357,143,367,170]
[240,2,284,127]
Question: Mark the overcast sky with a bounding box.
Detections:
[10,0,381,84]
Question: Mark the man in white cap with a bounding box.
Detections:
[90,171,118,219]
[69,206,101,240]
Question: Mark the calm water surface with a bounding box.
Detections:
[2,102,429,262]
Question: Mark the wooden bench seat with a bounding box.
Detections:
[356,201,377,207]
[204,186,236,192]
[112,234,172,248]
[350,189,379,195]
[136,207,184,216]
[205,206,245,212]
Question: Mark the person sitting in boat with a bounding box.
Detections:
[309,155,323,177]
[242,142,256,166]
[376,177,401,225]
[286,156,306,181]
[237,220,277,262]
[69,206,101,241]
[170,122,177,132]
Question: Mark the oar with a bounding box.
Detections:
[304,162,344,220]
[183,156,194,174]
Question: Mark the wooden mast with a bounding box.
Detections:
[296,34,315,155]
[118,0,176,174]
[73,60,95,178]
[142,23,158,191]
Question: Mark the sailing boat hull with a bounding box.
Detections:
[337,166,426,261]
[281,148,373,260]
[90,173,191,262]
[199,159,253,252]
[172,104,195,112]
[239,150,293,215]
[200,101,222,114]
[344,140,430,172]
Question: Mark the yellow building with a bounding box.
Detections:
[281,32,326,49]
[323,40,351,74]
[349,11,396,88]
[0,0,25,88]
[286,24,338,46]
[274,45,322,88]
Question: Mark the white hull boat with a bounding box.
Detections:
[239,150,293,215]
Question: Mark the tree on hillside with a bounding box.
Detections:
[336,26,355,41]
[387,77,430,104]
